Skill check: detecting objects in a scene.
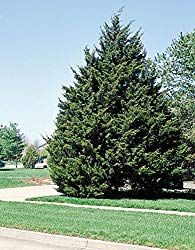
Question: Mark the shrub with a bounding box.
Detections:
[22,145,38,169]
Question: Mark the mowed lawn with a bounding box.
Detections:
[0,201,194,250]
[29,194,195,213]
[0,168,50,188]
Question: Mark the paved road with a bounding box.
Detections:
[0,185,60,201]
[0,227,162,250]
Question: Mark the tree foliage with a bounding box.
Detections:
[48,13,189,197]
[22,145,38,168]
[156,30,195,140]
[156,31,195,180]
[0,122,25,162]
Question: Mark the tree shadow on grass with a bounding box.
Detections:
[105,189,195,200]
[56,188,195,201]
[0,169,14,172]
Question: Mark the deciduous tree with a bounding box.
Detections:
[156,30,195,140]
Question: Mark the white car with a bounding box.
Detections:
[35,158,47,169]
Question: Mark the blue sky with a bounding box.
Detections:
[0,0,194,143]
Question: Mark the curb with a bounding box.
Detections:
[0,227,163,250]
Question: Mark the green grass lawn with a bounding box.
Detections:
[0,168,50,188]
[28,194,195,213]
[0,201,194,250]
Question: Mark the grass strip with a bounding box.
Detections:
[0,201,194,249]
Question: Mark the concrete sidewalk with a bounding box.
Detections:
[0,185,195,217]
[0,227,163,250]
[27,200,195,217]
[0,185,60,201]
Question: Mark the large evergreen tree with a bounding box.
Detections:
[48,13,189,197]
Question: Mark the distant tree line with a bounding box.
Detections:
[0,123,48,169]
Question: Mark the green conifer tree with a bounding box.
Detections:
[47,13,189,197]
[0,122,25,167]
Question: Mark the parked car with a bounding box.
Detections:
[0,159,5,168]
[35,158,47,169]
